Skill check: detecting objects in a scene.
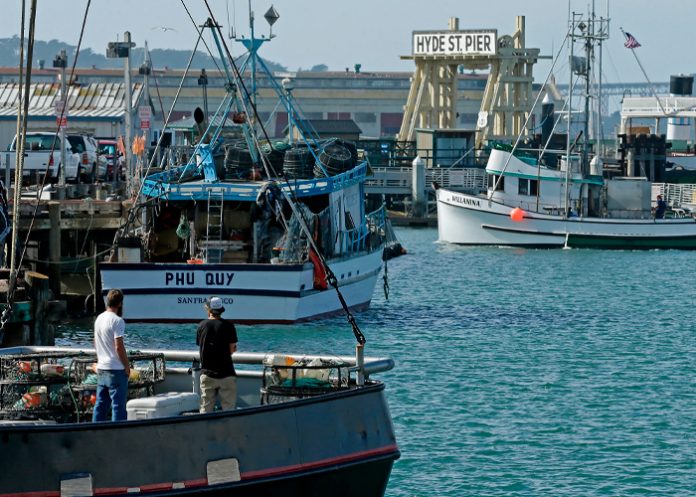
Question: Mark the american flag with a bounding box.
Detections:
[624,32,641,49]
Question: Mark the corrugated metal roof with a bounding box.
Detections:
[0,82,143,119]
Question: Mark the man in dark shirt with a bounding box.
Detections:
[196,296,238,413]
[655,194,667,219]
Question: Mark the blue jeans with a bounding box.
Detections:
[93,370,128,422]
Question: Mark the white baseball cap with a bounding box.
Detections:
[206,296,225,313]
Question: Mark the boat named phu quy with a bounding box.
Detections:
[100,15,387,323]
[436,10,696,250]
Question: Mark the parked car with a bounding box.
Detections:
[67,134,105,182]
[5,132,81,183]
[97,138,124,180]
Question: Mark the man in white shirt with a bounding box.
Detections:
[93,289,130,421]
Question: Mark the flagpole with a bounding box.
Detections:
[620,27,667,116]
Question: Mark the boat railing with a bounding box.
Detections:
[142,160,370,202]
[339,204,387,256]
[2,346,395,377]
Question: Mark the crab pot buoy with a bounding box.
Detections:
[510,207,526,222]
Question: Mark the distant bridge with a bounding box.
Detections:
[556,81,673,114]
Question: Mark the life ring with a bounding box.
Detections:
[308,249,328,290]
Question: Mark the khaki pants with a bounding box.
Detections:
[200,374,237,413]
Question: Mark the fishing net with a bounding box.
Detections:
[260,354,351,405]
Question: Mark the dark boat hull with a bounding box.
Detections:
[0,383,399,497]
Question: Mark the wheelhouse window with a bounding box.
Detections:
[488,174,505,192]
[518,178,538,196]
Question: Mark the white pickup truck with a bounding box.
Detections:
[3,132,81,183]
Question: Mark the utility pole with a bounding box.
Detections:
[107,32,136,194]
[52,49,67,187]
[123,32,133,195]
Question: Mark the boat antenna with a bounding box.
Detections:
[227,0,236,39]
[201,2,367,345]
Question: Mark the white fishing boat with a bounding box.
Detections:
[436,147,696,249]
[436,10,696,249]
[100,11,387,323]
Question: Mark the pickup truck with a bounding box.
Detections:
[3,132,81,183]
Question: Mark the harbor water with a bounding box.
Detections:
[57,227,696,496]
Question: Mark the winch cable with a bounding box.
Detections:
[202,2,366,344]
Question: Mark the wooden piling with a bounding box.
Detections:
[25,270,51,345]
[48,201,61,297]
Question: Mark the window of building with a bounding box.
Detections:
[380,113,403,136]
[355,112,376,123]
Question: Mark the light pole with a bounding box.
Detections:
[107,32,136,192]
[52,49,67,187]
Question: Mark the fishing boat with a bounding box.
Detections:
[0,345,400,496]
[435,11,696,249]
[99,12,387,323]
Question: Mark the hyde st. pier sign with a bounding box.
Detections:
[412,30,497,57]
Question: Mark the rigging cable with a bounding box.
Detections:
[489,30,570,199]
[201,2,367,344]
[619,27,667,116]
[6,0,37,320]
[107,27,205,260]
[1,0,28,335]
[13,0,92,293]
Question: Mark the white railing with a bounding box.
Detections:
[653,183,696,208]
[365,167,486,194]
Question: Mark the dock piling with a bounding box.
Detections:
[48,201,61,297]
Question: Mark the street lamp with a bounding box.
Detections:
[52,50,68,187]
[197,68,209,123]
[107,32,136,191]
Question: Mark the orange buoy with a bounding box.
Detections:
[510,207,526,222]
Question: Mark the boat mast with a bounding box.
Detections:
[564,13,574,219]
[10,0,37,287]
[582,6,593,178]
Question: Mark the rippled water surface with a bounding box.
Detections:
[57,228,696,496]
